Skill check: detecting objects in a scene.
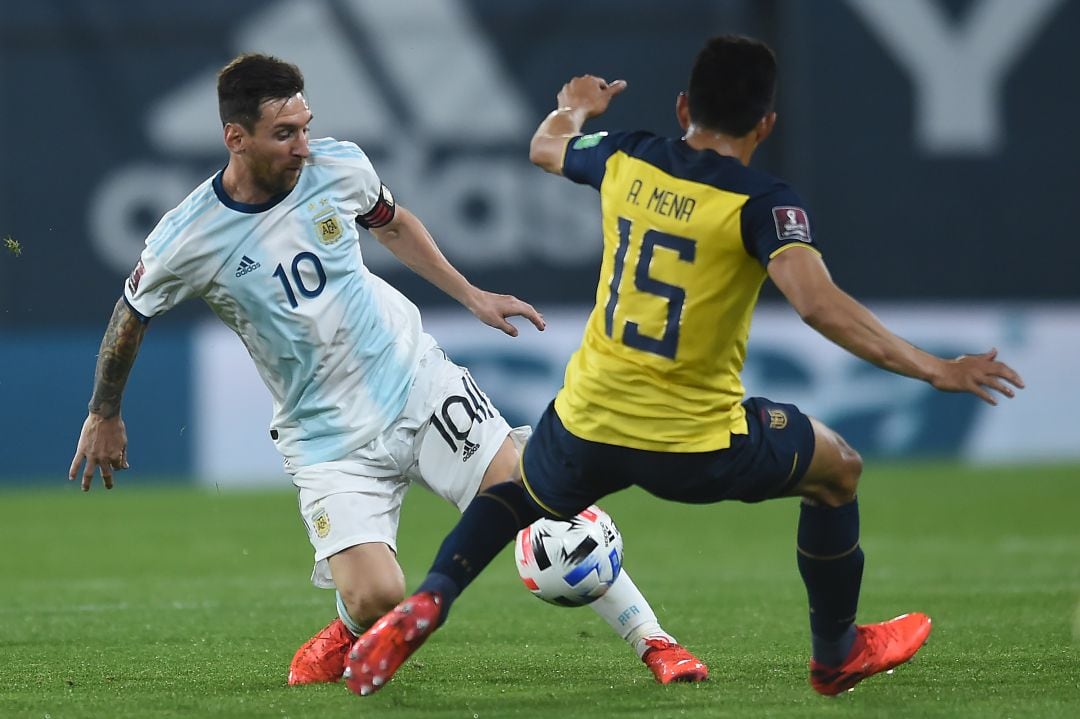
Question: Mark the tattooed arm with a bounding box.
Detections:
[69,299,148,491]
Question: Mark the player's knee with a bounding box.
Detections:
[838,451,863,502]
[825,439,862,506]
[338,576,406,627]
[801,428,863,507]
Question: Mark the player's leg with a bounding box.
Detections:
[345,401,602,696]
[287,454,410,686]
[591,571,709,683]
[787,416,861,507]
[787,416,931,695]
[294,346,472,688]
[474,428,706,682]
[408,361,706,681]
[785,416,865,667]
[328,544,406,631]
[344,463,542,695]
[631,395,927,695]
[388,357,548,622]
[288,543,404,685]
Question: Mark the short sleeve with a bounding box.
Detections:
[316,139,392,226]
[123,245,198,321]
[561,131,624,190]
[740,186,822,267]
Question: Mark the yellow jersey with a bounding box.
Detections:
[554,130,820,452]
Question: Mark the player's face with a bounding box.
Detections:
[244,93,312,196]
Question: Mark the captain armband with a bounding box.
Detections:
[357,184,397,229]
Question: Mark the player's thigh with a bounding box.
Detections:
[403,348,522,511]
[637,396,815,504]
[294,461,409,590]
[784,416,862,506]
[476,424,531,492]
[520,402,629,518]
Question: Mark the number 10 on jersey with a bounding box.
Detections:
[274,252,327,308]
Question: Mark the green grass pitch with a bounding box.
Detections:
[1,462,1077,718]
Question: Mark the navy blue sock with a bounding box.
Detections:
[417,481,543,624]
[796,498,864,666]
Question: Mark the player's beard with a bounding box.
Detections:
[252,159,303,197]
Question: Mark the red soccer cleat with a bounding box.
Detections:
[343,592,441,696]
[287,617,355,686]
[810,612,932,696]
[641,638,709,684]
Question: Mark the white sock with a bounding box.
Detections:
[335,591,362,637]
[589,570,675,658]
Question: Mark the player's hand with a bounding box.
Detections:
[557,75,627,119]
[68,413,129,491]
[467,290,545,337]
[930,348,1025,405]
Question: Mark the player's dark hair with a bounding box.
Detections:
[687,35,776,137]
[217,53,305,130]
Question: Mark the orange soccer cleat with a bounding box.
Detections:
[343,592,441,697]
[809,612,932,696]
[287,617,355,686]
[640,638,709,684]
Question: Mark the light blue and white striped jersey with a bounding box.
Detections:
[124,138,435,468]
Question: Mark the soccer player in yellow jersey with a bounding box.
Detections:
[345,35,1025,698]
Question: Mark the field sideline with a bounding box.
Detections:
[1,462,1077,718]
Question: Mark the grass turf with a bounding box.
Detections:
[1,462,1077,718]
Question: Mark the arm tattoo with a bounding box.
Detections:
[88,298,148,418]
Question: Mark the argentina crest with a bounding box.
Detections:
[312,508,331,540]
[311,200,343,245]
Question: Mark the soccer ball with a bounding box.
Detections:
[514,505,623,607]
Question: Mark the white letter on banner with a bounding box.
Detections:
[845,0,1065,155]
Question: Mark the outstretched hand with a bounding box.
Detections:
[931,348,1025,405]
[68,413,129,491]
[468,290,545,337]
[557,75,628,119]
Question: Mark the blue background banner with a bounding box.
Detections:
[0,328,193,483]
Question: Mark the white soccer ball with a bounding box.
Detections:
[514,505,624,607]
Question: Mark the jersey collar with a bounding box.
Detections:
[212,168,294,214]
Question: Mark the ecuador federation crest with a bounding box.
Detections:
[314,209,343,245]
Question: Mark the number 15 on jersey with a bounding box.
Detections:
[604,217,696,360]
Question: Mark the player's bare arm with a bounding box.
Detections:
[768,246,1024,405]
[68,298,147,490]
[369,206,545,337]
[529,75,627,175]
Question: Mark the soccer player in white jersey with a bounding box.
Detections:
[68,53,707,686]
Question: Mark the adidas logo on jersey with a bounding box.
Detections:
[462,439,480,462]
[235,255,261,277]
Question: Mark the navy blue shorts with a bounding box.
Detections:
[520,397,816,518]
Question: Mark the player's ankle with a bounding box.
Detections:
[415,573,458,625]
[811,625,858,666]
[629,626,675,658]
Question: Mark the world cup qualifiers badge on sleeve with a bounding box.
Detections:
[772,206,812,243]
[127,259,146,294]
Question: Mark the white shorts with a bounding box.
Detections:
[292,347,525,588]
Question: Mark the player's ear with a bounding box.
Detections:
[675,91,690,132]
[755,112,777,144]
[223,122,247,154]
